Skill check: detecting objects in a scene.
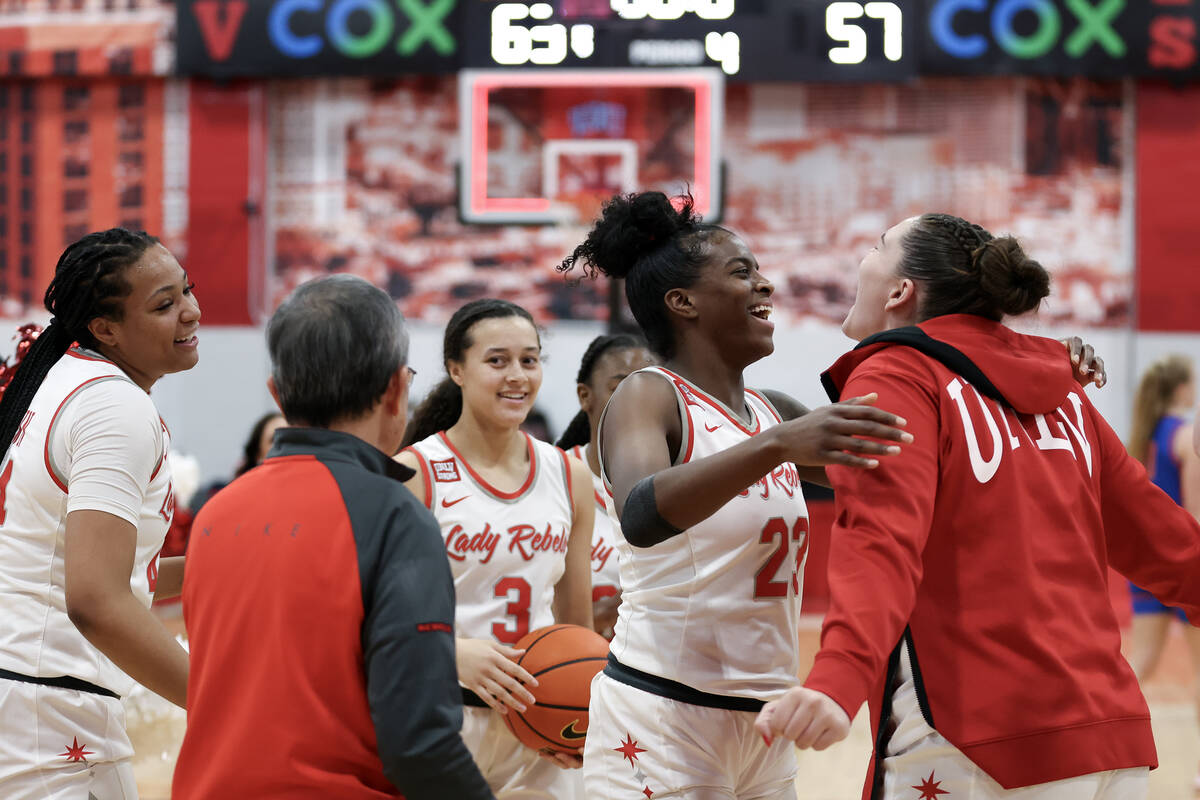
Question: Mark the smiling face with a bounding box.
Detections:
[678,231,776,363]
[87,244,201,391]
[842,217,919,342]
[449,315,543,431]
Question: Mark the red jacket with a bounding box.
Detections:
[806,314,1200,794]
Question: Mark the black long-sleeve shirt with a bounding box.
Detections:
[174,427,493,800]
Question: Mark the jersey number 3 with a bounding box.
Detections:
[755,516,809,598]
[492,576,531,644]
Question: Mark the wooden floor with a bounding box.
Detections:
[130,614,1200,799]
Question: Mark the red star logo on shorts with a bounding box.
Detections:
[614,733,646,767]
[643,788,654,799]
[59,736,93,763]
[912,770,949,799]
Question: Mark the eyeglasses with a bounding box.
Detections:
[404,365,418,381]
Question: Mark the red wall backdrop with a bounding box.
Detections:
[1135,82,1200,332]
[186,82,265,326]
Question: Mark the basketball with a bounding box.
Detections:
[502,624,609,754]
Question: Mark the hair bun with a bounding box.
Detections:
[558,191,699,281]
[973,236,1050,317]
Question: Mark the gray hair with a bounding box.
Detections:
[267,274,409,427]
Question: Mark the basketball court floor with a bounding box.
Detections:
[128,612,1200,800]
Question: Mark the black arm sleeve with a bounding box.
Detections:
[621,474,685,548]
[359,499,495,800]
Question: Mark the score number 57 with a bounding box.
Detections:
[826,1,904,65]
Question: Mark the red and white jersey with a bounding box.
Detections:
[407,432,575,645]
[0,348,173,697]
[600,366,808,700]
[571,444,622,603]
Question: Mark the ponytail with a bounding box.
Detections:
[403,378,464,448]
[0,228,156,463]
[0,323,74,461]
[555,409,591,450]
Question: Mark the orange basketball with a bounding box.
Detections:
[502,624,609,754]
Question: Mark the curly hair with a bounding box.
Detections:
[559,191,726,359]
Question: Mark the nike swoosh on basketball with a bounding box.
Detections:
[560,720,587,741]
[704,422,722,432]
[441,496,468,508]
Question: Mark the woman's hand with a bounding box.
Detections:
[456,638,538,715]
[1062,336,1107,388]
[754,687,851,751]
[536,747,584,769]
[768,393,912,468]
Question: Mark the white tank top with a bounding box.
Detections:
[571,444,622,603]
[0,348,173,696]
[407,432,574,644]
[600,366,808,699]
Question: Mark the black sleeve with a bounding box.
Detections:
[357,494,495,799]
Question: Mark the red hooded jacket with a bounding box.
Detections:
[806,314,1200,795]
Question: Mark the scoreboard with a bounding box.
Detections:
[175,0,1200,81]
[460,0,918,81]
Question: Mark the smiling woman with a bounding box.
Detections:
[555,191,912,800]
[0,228,199,799]
[396,298,595,800]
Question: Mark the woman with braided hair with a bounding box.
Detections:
[0,229,198,798]
[757,213,1200,799]
[555,334,654,639]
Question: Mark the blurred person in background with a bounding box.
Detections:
[191,410,285,512]
[1125,354,1200,790]
[520,406,555,443]
[175,275,492,800]
[555,333,656,639]
[0,229,197,798]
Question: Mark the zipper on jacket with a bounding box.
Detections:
[904,628,936,730]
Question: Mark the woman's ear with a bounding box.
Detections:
[884,278,917,315]
[663,287,699,320]
[577,383,593,415]
[87,316,119,348]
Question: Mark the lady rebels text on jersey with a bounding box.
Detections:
[406,432,575,645]
[601,366,809,699]
[0,347,173,698]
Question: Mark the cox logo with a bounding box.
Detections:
[269,0,455,59]
[930,0,1126,60]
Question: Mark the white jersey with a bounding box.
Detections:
[600,366,808,700]
[570,444,622,603]
[0,348,173,697]
[408,432,574,644]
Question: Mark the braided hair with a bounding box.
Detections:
[898,213,1050,322]
[0,228,158,463]
[555,333,648,450]
[403,298,539,447]
[1127,354,1193,465]
[558,191,727,359]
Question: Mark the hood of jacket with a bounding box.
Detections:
[822,314,1076,416]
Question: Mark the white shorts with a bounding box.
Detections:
[462,705,583,800]
[583,672,797,800]
[0,677,137,800]
[881,648,1149,800]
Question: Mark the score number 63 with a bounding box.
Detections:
[827,1,904,65]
